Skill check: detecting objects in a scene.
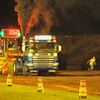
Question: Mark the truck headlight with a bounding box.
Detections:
[27,63,33,66]
[53,63,58,66]
[28,53,33,57]
[53,53,57,57]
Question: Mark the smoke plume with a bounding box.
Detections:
[15,0,100,35]
[26,0,54,35]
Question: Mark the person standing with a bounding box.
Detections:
[87,56,96,72]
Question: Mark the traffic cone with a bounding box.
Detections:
[38,77,44,92]
[79,80,87,98]
[6,73,12,86]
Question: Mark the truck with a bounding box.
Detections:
[0,29,22,74]
[13,35,61,76]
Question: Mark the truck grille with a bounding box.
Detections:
[33,63,53,67]
[33,56,53,67]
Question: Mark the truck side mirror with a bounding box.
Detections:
[57,45,62,52]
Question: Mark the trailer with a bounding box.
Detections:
[14,35,61,76]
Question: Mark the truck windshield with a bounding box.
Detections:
[29,43,56,53]
[5,39,18,51]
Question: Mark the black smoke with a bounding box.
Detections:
[15,0,100,35]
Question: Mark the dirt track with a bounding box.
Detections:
[0,70,100,96]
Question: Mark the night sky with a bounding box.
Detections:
[0,0,19,31]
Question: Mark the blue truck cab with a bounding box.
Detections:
[15,35,61,76]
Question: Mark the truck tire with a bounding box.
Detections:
[13,60,18,75]
[22,63,29,76]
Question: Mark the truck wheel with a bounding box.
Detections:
[13,60,18,75]
[22,63,29,76]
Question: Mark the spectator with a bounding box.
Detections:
[87,56,96,72]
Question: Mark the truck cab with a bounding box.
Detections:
[21,35,61,76]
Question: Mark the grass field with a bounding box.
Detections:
[0,82,100,100]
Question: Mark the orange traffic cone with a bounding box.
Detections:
[6,73,12,86]
[38,77,44,92]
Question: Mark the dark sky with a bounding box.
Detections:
[0,0,100,35]
[0,0,19,31]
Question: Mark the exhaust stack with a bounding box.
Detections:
[22,36,26,51]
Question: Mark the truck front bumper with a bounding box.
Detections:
[28,66,57,72]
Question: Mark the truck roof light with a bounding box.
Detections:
[30,37,35,40]
[52,36,56,40]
